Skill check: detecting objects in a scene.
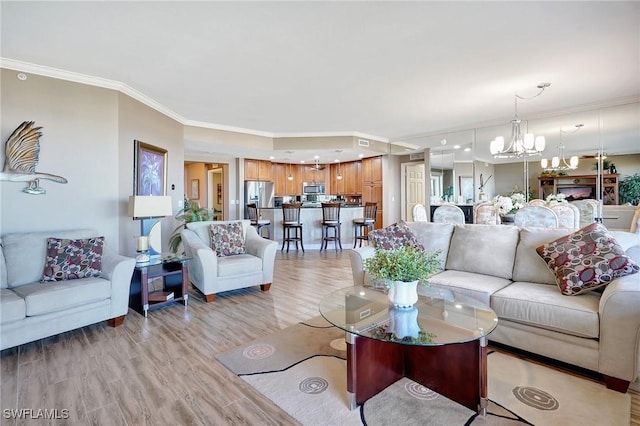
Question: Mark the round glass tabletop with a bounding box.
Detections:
[319,285,498,346]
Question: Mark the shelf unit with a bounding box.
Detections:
[538,174,619,205]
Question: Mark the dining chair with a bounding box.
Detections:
[570,199,599,228]
[353,202,377,248]
[320,202,342,251]
[433,204,465,225]
[527,199,546,206]
[281,203,304,252]
[473,201,500,225]
[247,203,271,238]
[630,205,640,234]
[514,205,559,228]
[412,204,428,222]
[549,203,581,230]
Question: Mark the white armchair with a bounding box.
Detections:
[180,220,277,302]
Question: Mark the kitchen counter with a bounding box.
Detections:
[259,206,364,249]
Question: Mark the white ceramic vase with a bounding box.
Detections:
[388,280,419,308]
[388,306,420,339]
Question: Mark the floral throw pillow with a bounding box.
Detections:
[536,223,639,295]
[209,222,246,257]
[42,237,104,282]
[368,221,423,251]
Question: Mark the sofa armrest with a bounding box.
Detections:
[181,229,218,294]
[245,226,278,284]
[102,247,136,318]
[598,273,640,382]
[349,246,375,286]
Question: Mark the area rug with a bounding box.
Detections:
[215,316,630,425]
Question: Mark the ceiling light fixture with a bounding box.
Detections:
[490,83,550,158]
[335,149,343,181]
[285,150,294,181]
[541,124,583,171]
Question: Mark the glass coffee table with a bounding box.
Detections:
[319,285,498,414]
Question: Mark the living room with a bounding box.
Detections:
[1,2,639,424]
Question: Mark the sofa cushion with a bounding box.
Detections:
[1,229,98,288]
[446,224,520,279]
[512,228,572,285]
[11,277,110,316]
[217,254,263,278]
[0,288,26,324]
[209,222,246,257]
[536,223,640,296]
[368,221,422,250]
[428,270,512,307]
[404,222,454,270]
[42,236,104,282]
[491,282,600,338]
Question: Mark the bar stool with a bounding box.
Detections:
[320,202,342,251]
[353,202,377,248]
[281,203,304,252]
[247,203,271,239]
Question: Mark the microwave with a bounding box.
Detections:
[302,182,326,194]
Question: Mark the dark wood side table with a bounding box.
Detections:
[129,256,190,317]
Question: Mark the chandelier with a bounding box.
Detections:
[541,124,583,171]
[489,83,550,158]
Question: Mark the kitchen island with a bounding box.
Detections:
[260,205,364,250]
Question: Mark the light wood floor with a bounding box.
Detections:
[1,250,638,425]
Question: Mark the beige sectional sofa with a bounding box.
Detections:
[0,229,136,350]
[349,222,640,392]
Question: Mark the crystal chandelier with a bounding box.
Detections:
[489,83,550,158]
[541,124,583,171]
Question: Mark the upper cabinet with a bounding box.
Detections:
[362,156,382,183]
[244,159,273,181]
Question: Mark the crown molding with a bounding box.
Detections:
[1,57,391,143]
[1,57,186,124]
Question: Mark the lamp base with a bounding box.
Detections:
[136,252,150,263]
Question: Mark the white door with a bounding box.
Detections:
[405,164,425,221]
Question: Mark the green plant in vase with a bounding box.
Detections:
[364,246,442,308]
[619,173,640,205]
[168,196,216,253]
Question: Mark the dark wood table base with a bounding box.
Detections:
[346,332,488,414]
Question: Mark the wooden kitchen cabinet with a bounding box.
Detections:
[344,161,362,195]
[362,156,382,183]
[244,159,273,181]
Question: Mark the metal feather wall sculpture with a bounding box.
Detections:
[0,121,67,194]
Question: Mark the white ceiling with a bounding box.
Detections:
[1,1,639,164]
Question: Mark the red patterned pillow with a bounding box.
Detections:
[368,221,423,251]
[42,237,104,282]
[209,222,246,257]
[536,223,639,295]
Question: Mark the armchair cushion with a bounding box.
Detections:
[42,236,104,282]
[536,223,640,295]
[208,222,245,257]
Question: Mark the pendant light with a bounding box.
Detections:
[541,124,582,171]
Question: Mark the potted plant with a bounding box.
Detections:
[619,173,640,205]
[168,196,216,253]
[363,246,442,308]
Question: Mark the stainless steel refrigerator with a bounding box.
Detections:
[244,181,275,218]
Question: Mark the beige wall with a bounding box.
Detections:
[117,93,184,256]
[1,70,120,244]
[1,70,183,256]
[185,163,207,207]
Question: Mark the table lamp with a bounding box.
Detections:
[128,195,173,262]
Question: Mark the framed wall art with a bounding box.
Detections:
[134,140,167,196]
[459,176,474,203]
[190,179,200,200]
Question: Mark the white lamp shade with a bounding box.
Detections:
[523,133,535,150]
[569,156,579,167]
[552,156,560,168]
[534,136,546,152]
[490,137,504,154]
[541,158,548,168]
[128,196,173,218]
